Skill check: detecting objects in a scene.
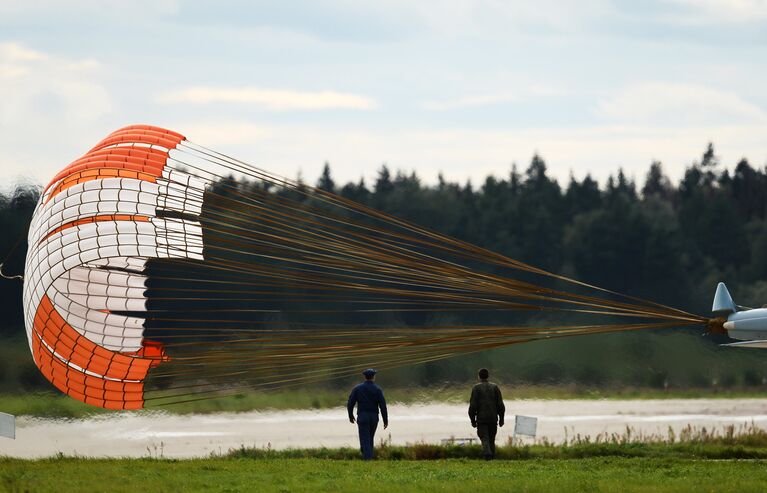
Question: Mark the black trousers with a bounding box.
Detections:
[357,412,379,460]
[476,423,497,458]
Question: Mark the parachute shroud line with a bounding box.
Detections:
[21,125,706,410]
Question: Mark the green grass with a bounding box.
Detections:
[225,442,767,461]
[1,456,766,493]
[5,429,767,492]
[224,424,767,461]
[4,385,767,418]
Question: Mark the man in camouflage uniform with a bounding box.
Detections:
[468,368,505,460]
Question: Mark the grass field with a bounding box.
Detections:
[5,428,767,492]
[5,386,767,418]
[2,456,766,493]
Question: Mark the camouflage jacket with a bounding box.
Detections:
[468,381,505,425]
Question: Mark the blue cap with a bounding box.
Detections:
[362,368,377,377]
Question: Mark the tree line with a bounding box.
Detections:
[321,143,767,315]
[3,142,767,330]
[3,143,767,390]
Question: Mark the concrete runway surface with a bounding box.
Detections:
[3,399,767,458]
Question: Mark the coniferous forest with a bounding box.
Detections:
[3,142,767,391]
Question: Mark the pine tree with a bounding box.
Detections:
[642,161,672,201]
[317,162,336,192]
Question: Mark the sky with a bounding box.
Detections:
[1,0,766,191]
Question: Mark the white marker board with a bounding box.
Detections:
[514,415,537,437]
[0,412,15,439]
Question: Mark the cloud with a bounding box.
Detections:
[595,82,767,126]
[0,42,111,123]
[158,87,377,111]
[421,85,563,111]
[408,0,613,38]
[0,42,113,187]
[0,42,48,79]
[160,120,767,190]
[180,122,273,146]
[1,3,766,193]
[421,93,520,111]
[0,42,47,62]
[0,0,181,18]
[663,0,767,24]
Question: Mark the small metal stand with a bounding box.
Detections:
[0,412,15,440]
[441,437,477,446]
[512,415,537,445]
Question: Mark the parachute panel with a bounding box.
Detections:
[23,124,195,410]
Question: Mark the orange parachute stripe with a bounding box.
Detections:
[100,124,186,141]
[46,161,162,202]
[65,146,168,170]
[33,295,156,381]
[56,145,169,175]
[48,133,174,188]
[89,125,185,154]
[32,334,144,410]
[45,124,186,201]
[51,152,167,183]
[41,214,151,244]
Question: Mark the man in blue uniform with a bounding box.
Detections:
[468,368,505,460]
[347,368,388,460]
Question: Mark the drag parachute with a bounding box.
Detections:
[24,126,205,408]
[23,125,706,410]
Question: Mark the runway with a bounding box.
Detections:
[3,398,767,458]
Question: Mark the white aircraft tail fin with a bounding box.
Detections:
[712,282,738,315]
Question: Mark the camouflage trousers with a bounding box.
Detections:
[476,423,497,459]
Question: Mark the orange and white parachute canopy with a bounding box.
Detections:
[23,125,209,409]
[23,125,707,411]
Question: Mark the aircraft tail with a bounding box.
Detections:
[712,282,738,315]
